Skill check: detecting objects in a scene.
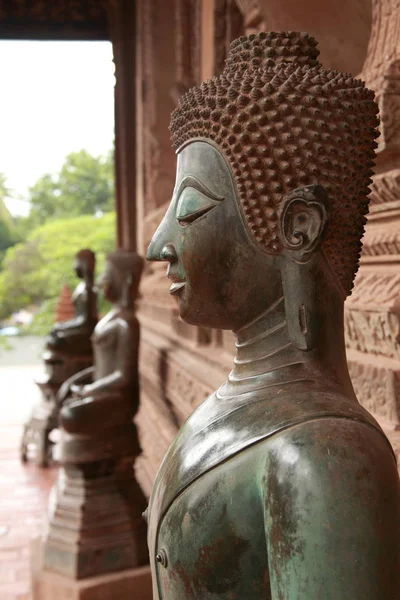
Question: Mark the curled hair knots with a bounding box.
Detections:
[169,32,379,295]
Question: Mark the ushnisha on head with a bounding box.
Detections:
[99,250,143,307]
[147,32,379,333]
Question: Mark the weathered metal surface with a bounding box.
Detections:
[146,32,400,598]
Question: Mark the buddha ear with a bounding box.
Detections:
[276,185,328,351]
[278,184,328,262]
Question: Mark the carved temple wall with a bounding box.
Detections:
[345,0,400,457]
[134,0,400,494]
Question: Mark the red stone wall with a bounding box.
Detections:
[135,0,400,492]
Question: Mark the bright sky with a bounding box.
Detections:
[0,41,115,216]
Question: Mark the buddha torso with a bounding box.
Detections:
[71,281,87,313]
[148,381,397,600]
[72,283,94,323]
[91,311,125,381]
[58,252,143,464]
[47,280,97,357]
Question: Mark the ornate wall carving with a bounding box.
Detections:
[345,0,400,437]
[369,169,400,210]
[347,355,400,424]
[234,0,265,33]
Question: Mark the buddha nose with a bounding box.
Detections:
[146,225,177,263]
[146,204,177,262]
[159,243,177,263]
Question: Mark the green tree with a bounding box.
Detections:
[0,174,19,265]
[0,212,116,322]
[28,149,114,226]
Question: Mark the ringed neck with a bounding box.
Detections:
[219,295,355,400]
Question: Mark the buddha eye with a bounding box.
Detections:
[176,187,218,227]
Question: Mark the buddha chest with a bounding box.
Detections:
[147,386,392,600]
[153,444,271,599]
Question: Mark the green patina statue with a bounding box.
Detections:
[146,32,400,599]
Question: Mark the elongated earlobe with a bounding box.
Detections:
[277,185,328,350]
[278,258,318,350]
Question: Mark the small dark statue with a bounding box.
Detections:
[43,250,148,579]
[46,248,97,355]
[21,249,97,466]
[146,33,400,599]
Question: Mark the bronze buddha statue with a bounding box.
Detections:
[21,249,98,466]
[46,248,97,355]
[57,249,143,441]
[43,250,148,579]
[146,33,400,598]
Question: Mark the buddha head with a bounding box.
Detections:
[74,249,95,281]
[99,250,143,308]
[147,32,378,341]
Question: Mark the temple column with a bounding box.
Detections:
[107,0,138,251]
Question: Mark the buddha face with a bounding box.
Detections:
[74,258,84,279]
[146,141,282,330]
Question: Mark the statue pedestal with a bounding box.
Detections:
[31,537,153,600]
[21,351,93,467]
[43,456,148,579]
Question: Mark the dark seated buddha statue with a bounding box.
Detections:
[146,33,400,599]
[46,248,97,356]
[21,249,97,466]
[43,250,148,579]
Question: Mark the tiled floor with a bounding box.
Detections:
[0,365,57,600]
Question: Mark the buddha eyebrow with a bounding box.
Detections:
[176,175,224,202]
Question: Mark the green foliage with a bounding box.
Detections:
[0,212,116,320]
[27,150,114,227]
[0,173,20,266]
[22,298,57,337]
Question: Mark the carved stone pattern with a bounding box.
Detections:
[361,0,400,90]
[347,271,400,306]
[379,89,400,147]
[165,359,212,413]
[139,338,212,422]
[345,271,400,361]
[234,0,265,33]
[0,0,107,22]
[139,341,184,434]
[360,0,400,149]
[369,169,400,206]
[348,359,400,423]
[361,222,400,255]
[345,308,400,360]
